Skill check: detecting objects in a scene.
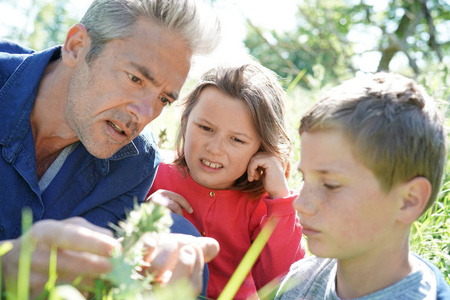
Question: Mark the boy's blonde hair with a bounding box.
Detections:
[174,61,291,199]
[300,72,447,213]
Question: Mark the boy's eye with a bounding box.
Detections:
[324,183,340,190]
[128,73,142,84]
[199,125,212,132]
[159,95,171,106]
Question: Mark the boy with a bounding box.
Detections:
[275,72,450,299]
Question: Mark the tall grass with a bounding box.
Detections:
[3,208,35,300]
[218,218,278,300]
[410,180,450,284]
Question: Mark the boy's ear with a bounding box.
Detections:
[62,23,90,68]
[396,177,431,224]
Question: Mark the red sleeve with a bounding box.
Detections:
[147,162,172,197]
[250,191,306,290]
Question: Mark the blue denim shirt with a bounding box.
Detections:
[0,40,161,240]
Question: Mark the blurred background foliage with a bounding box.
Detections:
[1,0,449,209]
[1,0,449,284]
[1,0,448,99]
[245,0,449,100]
[0,0,78,50]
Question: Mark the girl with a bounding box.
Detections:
[147,61,305,299]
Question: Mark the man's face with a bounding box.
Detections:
[66,19,192,158]
[294,129,403,262]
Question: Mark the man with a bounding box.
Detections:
[0,0,221,297]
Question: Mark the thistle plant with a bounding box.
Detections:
[112,199,173,252]
[102,199,173,299]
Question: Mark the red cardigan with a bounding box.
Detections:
[148,163,305,299]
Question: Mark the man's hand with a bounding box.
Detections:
[140,233,220,295]
[1,217,119,299]
[1,218,219,298]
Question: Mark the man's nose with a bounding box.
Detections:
[127,95,159,126]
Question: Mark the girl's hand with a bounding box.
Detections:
[247,153,290,199]
[146,189,193,216]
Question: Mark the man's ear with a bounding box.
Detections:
[396,177,431,224]
[62,23,90,68]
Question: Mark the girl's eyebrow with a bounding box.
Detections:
[196,117,214,126]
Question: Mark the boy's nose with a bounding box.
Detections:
[293,185,318,216]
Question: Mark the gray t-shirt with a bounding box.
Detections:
[39,142,79,193]
[275,255,437,300]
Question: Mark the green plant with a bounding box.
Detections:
[410,181,450,284]
[3,208,35,300]
[103,200,173,299]
[0,202,192,300]
[218,218,278,300]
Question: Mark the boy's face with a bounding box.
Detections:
[294,129,403,261]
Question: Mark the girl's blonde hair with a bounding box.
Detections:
[174,61,291,199]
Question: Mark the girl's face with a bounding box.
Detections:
[184,86,261,190]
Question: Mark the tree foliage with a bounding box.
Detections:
[244,0,450,96]
[1,0,79,50]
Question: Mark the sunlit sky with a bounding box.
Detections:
[0,0,301,75]
[0,0,398,75]
[2,0,448,76]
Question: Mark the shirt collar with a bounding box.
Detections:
[0,46,61,162]
[93,142,140,175]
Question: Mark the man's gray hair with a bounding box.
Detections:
[80,0,221,64]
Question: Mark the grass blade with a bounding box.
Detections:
[17,207,35,300]
[286,69,307,95]
[0,242,14,297]
[218,218,278,300]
